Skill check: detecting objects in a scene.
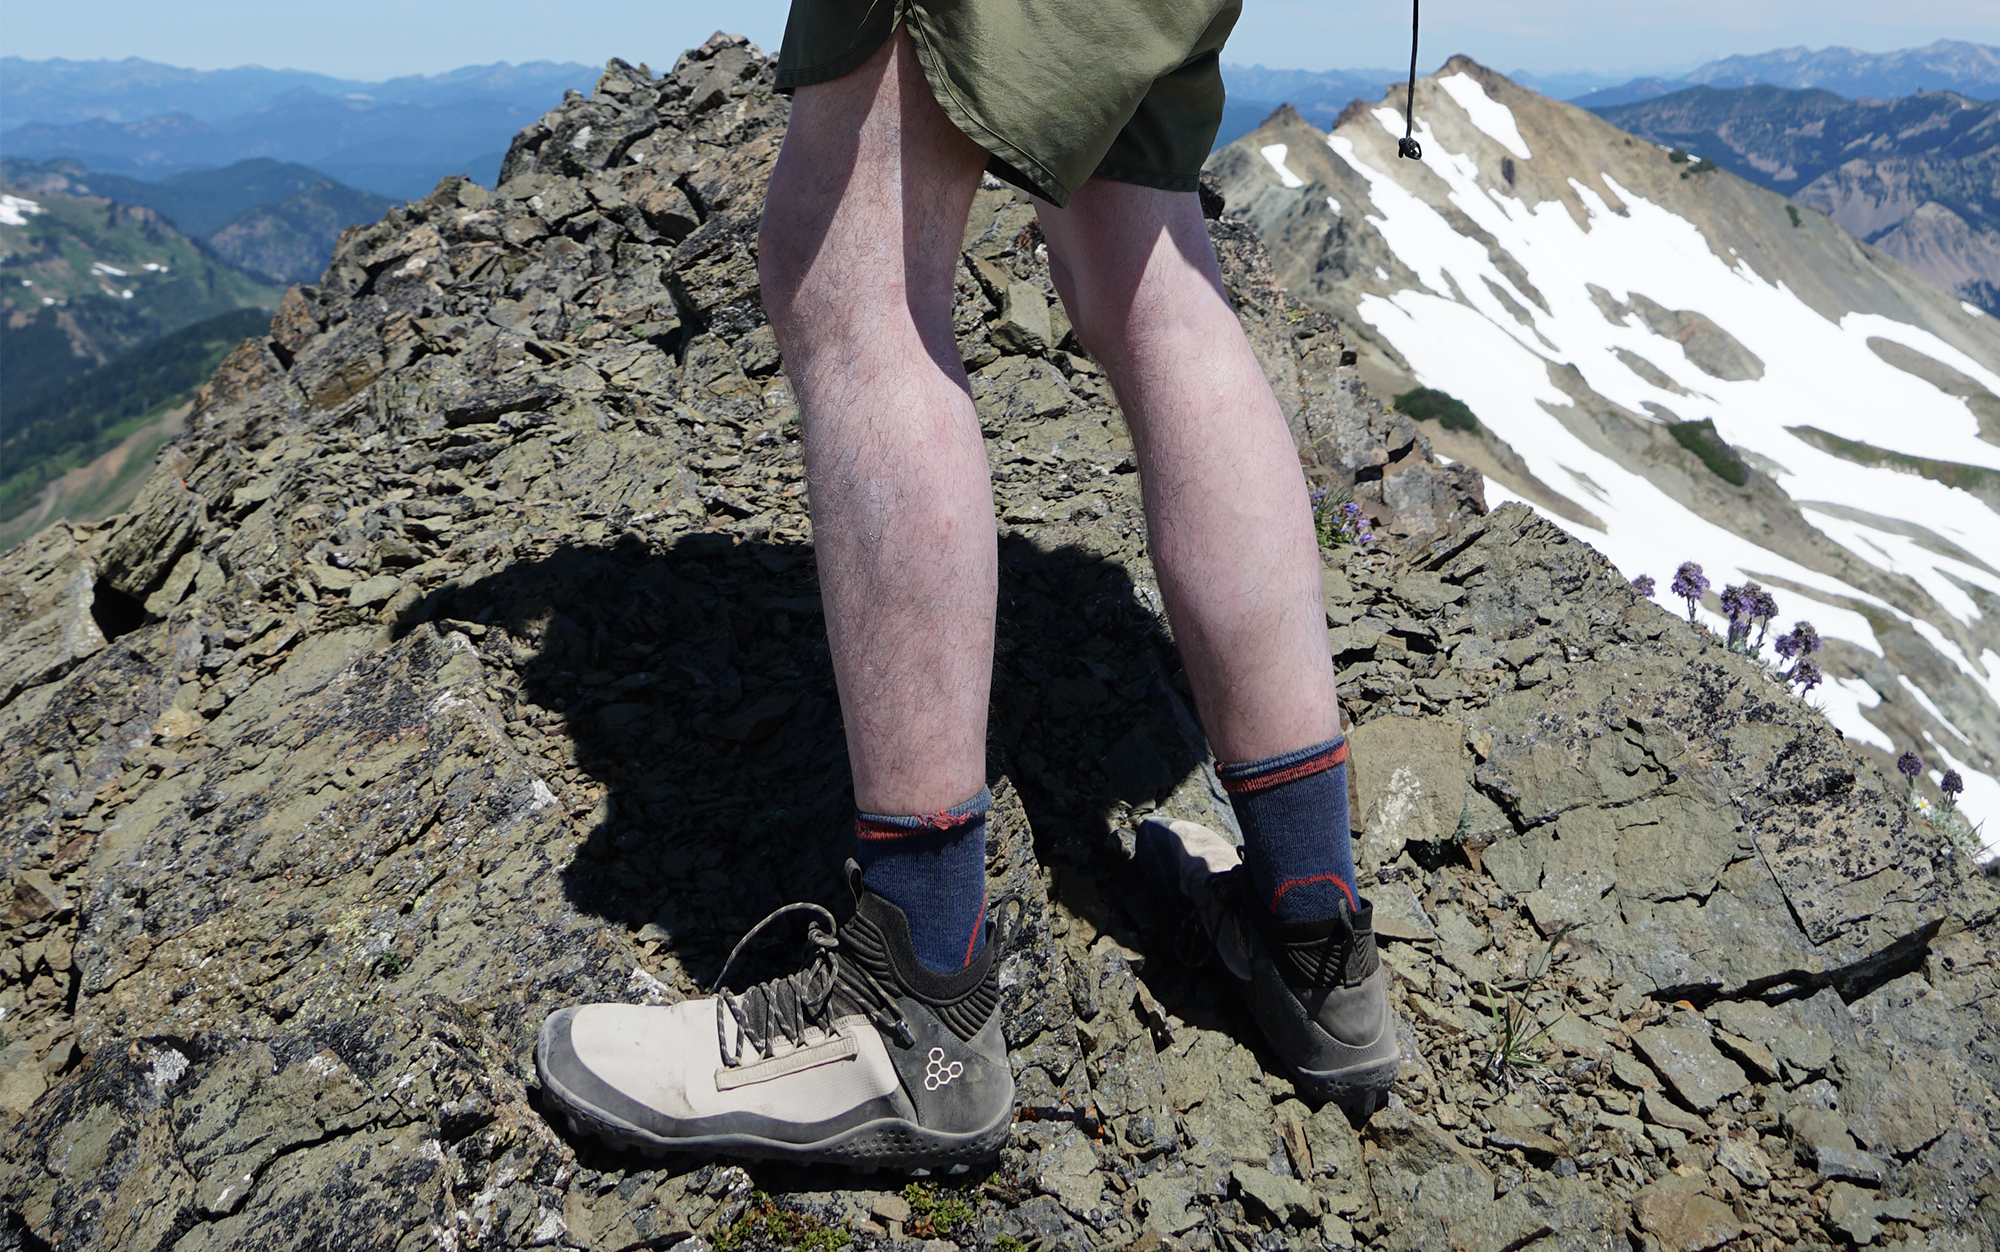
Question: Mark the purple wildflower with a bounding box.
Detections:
[1312,492,1374,547]
[1791,656,1823,692]
[1775,620,1821,663]
[1749,584,1778,647]
[1784,616,1832,672]
[1671,562,1709,623]
[1941,769,1964,806]
[1898,751,1923,781]
[1720,583,1750,648]
[1631,574,1656,598]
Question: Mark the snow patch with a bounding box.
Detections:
[1438,73,1532,160]
[0,195,43,227]
[1326,109,2000,830]
[1327,196,1341,214]
[1260,144,1305,188]
[1897,674,1967,747]
[1964,301,1986,318]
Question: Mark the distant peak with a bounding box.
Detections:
[1261,102,1309,129]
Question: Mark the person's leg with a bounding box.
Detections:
[536,30,1019,1171]
[1047,179,1396,1109]
[757,29,996,971]
[1035,180,1355,921]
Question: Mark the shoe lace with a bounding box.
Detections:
[709,902,913,1068]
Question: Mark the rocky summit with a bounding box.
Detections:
[2,34,1998,1252]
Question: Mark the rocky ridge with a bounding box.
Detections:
[1205,63,2000,840]
[1,35,1998,1252]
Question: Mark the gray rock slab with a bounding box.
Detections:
[1634,1027,1747,1113]
[1134,1170,1201,1233]
[1370,879,1438,943]
[1230,1163,1318,1226]
[1033,1125,1103,1218]
[1632,1175,1743,1252]
[1347,714,1470,870]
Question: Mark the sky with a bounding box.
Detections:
[4,0,1998,81]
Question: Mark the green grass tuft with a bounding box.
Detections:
[1785,425,2000,513]
[902,1182,977,1239]
[1669,418,1748,486]
[1393,386,1479,432]
[713,1192,852,1252]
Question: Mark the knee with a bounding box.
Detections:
[756,203,811,333]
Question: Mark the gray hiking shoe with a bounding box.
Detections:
[1137,818,1399,1112]
[535,863,1015,1172]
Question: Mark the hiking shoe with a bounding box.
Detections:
[535,862,1015,1171]
[1137,817,1399,1112]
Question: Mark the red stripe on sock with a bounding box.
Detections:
[855,812,981,841]
[1220,740,1348,795]
[1270,872,1357,913]
[854,809,983,840]
[963,897,986,969]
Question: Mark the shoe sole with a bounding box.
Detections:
[1292,1056,1399,1115]
[535,1031,1011,1173]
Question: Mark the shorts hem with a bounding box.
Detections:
[1090,162,1202,194]
[775,1,900,93]
[900,7,1076,207]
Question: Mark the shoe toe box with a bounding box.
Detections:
[539,1000,715,1131]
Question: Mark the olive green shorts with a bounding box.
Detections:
[776,0,1241,207]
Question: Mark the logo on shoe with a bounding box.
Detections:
[923,1047,963,1090]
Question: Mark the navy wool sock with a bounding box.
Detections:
[1219,737,1358,924]
[854,788,991,973]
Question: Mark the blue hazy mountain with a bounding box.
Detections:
[1,58,600,198]
[1573,40,2000,108]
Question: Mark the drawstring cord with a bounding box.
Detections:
[1398,0,1423,160]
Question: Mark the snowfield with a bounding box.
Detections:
[1327,78,2000,855]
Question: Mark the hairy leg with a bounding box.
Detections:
[1034,182,1340,762]
[757,30,993,814]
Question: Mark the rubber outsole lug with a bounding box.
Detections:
[1292,1059,1399,1115]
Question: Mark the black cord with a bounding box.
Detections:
[1397,0,1422,160]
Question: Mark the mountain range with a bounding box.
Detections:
[1207,61,2000,850]
[3,157,394,284]
[0,58,599,198]
[0,177,284,401]
[1572,40,2000,108]
[1592,88,2000,315]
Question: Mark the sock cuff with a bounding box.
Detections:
[855,787,994,841]
[1217,737,1347,795]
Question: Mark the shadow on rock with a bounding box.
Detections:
[400,526,1220,996]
